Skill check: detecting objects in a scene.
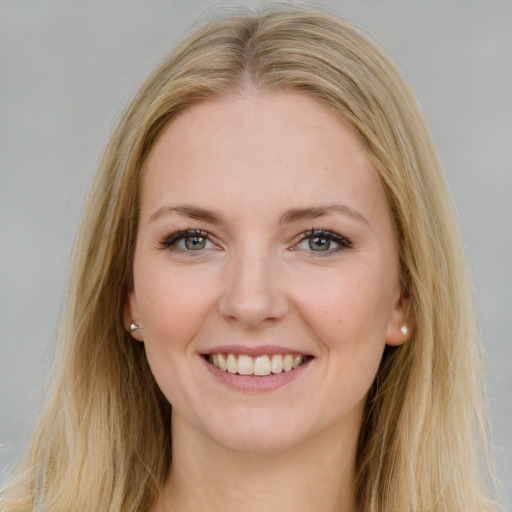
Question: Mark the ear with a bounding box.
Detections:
[385,287,414,347]
[123,290,144,342]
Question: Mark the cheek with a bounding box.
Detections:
[135,261,218,342]
[134,264,220,406]
[297,268,395,344]
[299,270,392,408]
[132,269,218,410]
[293,264,396,397]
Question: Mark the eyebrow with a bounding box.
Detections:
[279,205,369,226]
[149,203,368,226]
[148,205,227,224]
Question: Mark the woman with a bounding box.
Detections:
[0,5,501,512]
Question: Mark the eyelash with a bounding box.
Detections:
[160,228,352,256]
[294,229,352,256]
[160,229,214,252]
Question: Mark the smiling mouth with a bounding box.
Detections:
[205,353,311,377]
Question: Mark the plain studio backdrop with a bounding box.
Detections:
[1,0,511,505]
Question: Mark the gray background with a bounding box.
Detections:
[1,0,511,506]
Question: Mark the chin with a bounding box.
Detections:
[210,427,305,455]
[199,406,323,455]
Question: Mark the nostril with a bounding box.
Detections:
[215,257,290,327]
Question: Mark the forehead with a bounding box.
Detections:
[140,90,387,225]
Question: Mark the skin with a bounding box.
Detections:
[125,90,410,512]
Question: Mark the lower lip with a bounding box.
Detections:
[203,357,313,392]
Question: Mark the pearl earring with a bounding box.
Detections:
[400,324,408,335]
[129,323,141,332]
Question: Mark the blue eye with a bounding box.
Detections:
[295,230,351,254]
[162,230,215,251]
[308,235,334,251]
[181,235,209,250]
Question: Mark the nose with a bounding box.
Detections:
[217,250,289,329]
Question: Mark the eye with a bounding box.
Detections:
[161,230,216,252]
[308,235,333,252]
[294,230,351,254]
[182,234,209,250]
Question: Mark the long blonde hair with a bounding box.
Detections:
[1,6,500,511]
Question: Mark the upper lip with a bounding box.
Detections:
[200,345,313,357]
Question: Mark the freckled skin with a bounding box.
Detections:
[126,90,408,455]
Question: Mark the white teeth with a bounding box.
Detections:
[237,355,253,375]
[271,354,283,374]
[253,355,271,376]
[218,353,227,371]
[283,354,293,372]
[227,353,237,374]
[207,352,307,376]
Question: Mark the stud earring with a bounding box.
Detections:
[129,323,141,332]
[400,324,408,335]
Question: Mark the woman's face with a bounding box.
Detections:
[126,90,408,453]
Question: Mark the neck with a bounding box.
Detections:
[156,413,358,512]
